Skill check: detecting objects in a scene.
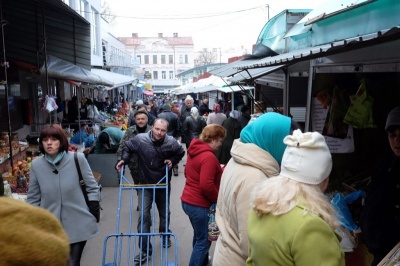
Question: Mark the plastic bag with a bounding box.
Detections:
[331,190,366,232]
[44,95,58,113]
[322,87,349,139]
[343,79,376,129]
[208,203,220,241]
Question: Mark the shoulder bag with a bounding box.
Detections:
[74,152,100,222]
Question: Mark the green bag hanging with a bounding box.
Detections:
[343,79,377,129]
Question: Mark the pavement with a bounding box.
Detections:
[81,149,216,266]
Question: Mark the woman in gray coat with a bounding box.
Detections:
[27,124,100,266]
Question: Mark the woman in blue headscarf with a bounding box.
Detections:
[213,112,300,266]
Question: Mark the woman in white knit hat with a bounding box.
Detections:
[246,129,344,266]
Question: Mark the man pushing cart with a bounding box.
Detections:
[109,118,185,265]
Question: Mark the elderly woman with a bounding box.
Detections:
[206,104,227,126]
[181,124,227,266]
[27,124,100,266]
[246,130,344,265]
[183,106,207,150]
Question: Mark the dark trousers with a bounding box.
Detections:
[137,185,171,255]
[70,241,87,266]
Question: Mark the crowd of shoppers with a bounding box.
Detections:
[18,93,398,266]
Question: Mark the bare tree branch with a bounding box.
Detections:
[101,1,116,23]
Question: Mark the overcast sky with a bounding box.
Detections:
[105,0,325,52]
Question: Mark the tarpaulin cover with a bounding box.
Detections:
[40,55,113,86]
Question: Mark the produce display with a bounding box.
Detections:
[2,156,37,194]
[106,113,128,130]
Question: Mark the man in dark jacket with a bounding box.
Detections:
[116,111,151,184]
[360,106,400,265]
[116,118,185,263]
[238,105,251,129]
[158,104,181,176]
[198,98,212,116]
[158,104,181,139]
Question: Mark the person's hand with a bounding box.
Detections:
[164,159,172,169]
[115,160,124,172]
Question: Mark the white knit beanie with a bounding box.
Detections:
[280,129,332,185]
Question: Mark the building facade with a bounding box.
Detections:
[119,33,194,94]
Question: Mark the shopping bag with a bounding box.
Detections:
[322,87,349,139]
[208,203,220,241]
[343,79,376,129]
[331,190,366,232]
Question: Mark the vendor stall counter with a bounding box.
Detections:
[87,154,119,187]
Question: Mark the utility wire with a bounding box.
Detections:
[97,5,266,20]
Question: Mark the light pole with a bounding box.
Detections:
[266,4,270,21]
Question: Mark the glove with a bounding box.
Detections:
[88,201,100,223]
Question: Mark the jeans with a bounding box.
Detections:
[182,202,211,266]
[137,186,171,256]
[70,241,87,266]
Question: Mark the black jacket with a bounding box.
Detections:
[199,103,212,116]
[360,151,400,264]
[121,131,185,184]
[183,115,206,148]
[158,111,181,138]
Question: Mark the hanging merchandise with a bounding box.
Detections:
[44,95,58,113]
[343,79,377,129]
[322,86,350,139]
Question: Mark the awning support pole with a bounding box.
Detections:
[0,3,13,167]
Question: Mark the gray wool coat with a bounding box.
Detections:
[27,151,99,244]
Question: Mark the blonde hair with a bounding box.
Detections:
[251,175,340,230]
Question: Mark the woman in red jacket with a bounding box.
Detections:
[181,124,226,266]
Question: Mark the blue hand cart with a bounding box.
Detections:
[102,165,178,266]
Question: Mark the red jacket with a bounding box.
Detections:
[181,138,223,208]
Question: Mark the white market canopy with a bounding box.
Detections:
[91,69,136,90]
[174,75,232,95]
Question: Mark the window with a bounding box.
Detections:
[91,8,100,55]
[162,71,166,79]
[169,71,174,79]
[144,55,149,64]
[161,55,166,64]
[179,54,183,64]
[169,55,173,64]
[153,55,157,64]
[137,55,141,64]
[78,0,86,17]
[153,71,158,79]
[185,54,189,64]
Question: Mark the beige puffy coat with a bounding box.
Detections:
[213,139,280,266]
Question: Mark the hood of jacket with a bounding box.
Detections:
[188,138,213,158]
[230,139,280,177]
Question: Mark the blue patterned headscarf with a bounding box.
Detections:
[240,112,291,165]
